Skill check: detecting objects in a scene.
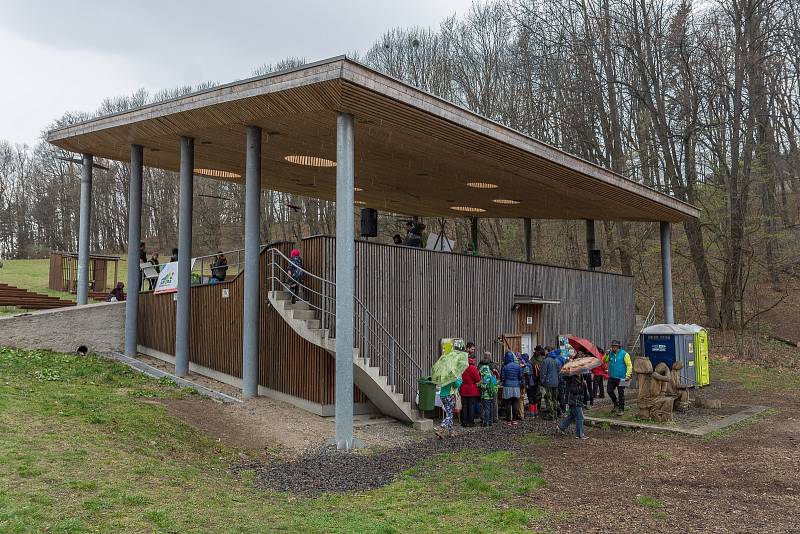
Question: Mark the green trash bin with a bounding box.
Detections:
[417,377,437,412]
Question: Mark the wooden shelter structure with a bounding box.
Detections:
[48,251,120,296]
[47,56,698,449]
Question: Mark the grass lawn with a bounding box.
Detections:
[0,347,546,533]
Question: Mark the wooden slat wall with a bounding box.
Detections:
[305,236,634,381]
[137,241,368,406]
[48,253,63,291]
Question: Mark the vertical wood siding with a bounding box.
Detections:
[138,236,632,409]
[304,236,633,393]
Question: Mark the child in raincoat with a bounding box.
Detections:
[478,364,498,427]
[435,377,462,438]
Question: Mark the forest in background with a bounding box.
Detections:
[0,0,798,338]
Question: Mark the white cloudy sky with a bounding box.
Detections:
[0,0,471,146]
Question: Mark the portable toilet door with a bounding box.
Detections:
[695,329,710,387]
[678,334,697,388]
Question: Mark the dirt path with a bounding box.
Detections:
[529,385,800,533]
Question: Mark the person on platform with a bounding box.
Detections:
[392,234,403,245]
[107,281,125,302]
[604,340,633,416]
[170,248,179,262]
[459,343,481,427]
[147,252,161,291]
[500,351,524,424]
[287,249,304,304]
[404,221,422,248]
[211,251,228,282]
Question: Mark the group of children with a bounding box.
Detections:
[436,340,626,440]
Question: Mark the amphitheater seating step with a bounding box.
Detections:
[0,283,75,310]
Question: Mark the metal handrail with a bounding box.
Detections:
[264,247,421,403]
[631,299,657,357]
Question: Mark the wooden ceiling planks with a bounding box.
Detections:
[47,57,698,222]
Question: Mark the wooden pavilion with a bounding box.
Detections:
[47,56,699,449]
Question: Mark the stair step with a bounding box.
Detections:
[287,301,310,310]
[291,309,316,320]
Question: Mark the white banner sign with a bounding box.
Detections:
[153,262,179,294]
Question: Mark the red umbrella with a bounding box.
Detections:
[567,335,604,360]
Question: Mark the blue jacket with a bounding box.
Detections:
[500,352,524,388]
[540,352,562,388]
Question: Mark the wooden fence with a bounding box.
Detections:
[137,236,633,410]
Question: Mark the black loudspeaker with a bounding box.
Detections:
[589,249,602,268]
[360,208,378,237]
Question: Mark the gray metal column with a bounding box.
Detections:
[660,221,675,324]
[125,145,143,358]
[334,112,356,450]
[175,137,194,376]
[585,219,596,271]
[242,126,261,399]
[523,217,532,262]
[77,154,93,305]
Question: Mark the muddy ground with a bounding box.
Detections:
[152,360,799,533]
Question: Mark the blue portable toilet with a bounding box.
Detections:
[640,324,707,388]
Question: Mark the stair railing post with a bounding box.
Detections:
[362,307,368,366]
[390,344,395,388]
[270,251,275,293]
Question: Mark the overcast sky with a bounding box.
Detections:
[0,0,471,146]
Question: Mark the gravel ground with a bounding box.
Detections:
[236,418,560,496]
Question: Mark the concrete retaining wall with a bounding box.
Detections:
[0,302,125,353]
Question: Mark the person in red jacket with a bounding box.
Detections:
[459,342,482,427]
[592,346,609,399]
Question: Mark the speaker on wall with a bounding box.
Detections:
[360,208,378,237]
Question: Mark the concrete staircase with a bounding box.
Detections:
[268,290,433,430]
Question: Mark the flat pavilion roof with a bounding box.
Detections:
[48,56,699,222]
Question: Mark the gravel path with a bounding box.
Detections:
[236,418,560,496]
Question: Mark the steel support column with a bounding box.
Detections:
[242,126,262,399]
[585,219,596,271]
[469,217,478,253]
[660,221,675,324]
[175,137,194,377]
[125,145,143,357]
[77,154,93,305]
[334,112,357,450]
[523,217,532,262]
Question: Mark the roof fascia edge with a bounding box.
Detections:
[338,59,700,221]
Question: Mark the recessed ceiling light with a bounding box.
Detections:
[194,168,241,179]
[354,187,364,192]
[492,199,520,205]
[450,206,486,213]
[466,182,498,189]
[354,200,367,206]
[284,155,336,167]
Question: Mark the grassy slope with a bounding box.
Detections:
[0,348,545,534]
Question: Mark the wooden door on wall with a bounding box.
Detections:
[500,334,522,354]
[515,304,543,343]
